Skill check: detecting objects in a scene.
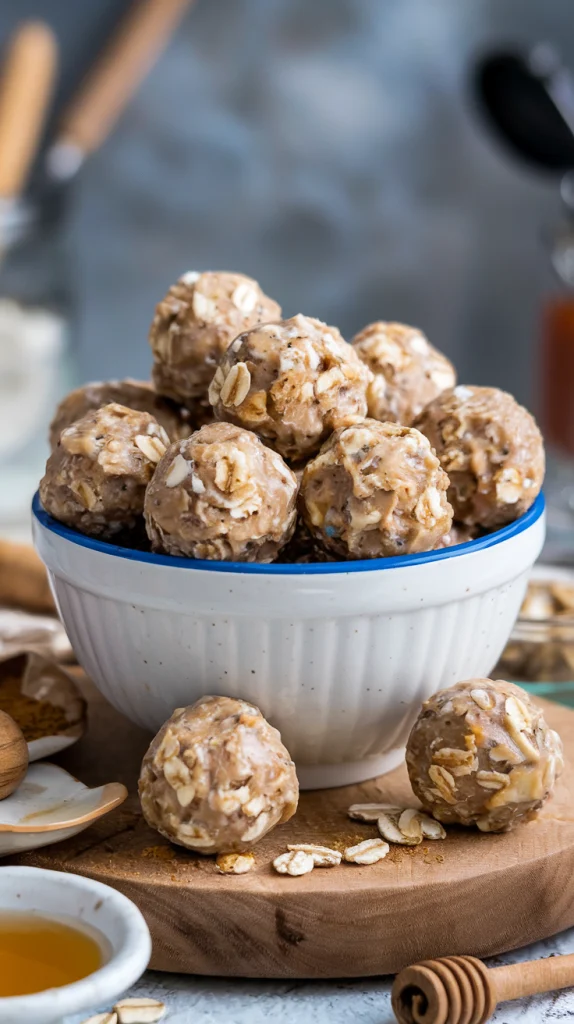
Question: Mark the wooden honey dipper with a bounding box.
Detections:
[391,952,574,1024]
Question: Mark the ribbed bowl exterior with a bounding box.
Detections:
[33,498,545,788]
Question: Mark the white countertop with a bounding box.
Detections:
[67,927,574,1023]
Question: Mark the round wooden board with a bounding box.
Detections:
[13,676,574,979]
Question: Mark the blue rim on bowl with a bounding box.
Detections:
[32,490,545,576]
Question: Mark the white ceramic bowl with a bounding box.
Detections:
[33,492,546,789]
[0,866,151,1024]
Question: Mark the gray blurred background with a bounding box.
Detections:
[1,0,572,409]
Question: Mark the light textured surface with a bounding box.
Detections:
[65,929,574,1023]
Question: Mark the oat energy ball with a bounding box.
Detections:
[139,696,299,854]
[406,679,563,832]
[40,403,169,539]
[144,422,297,561]
[414,386,545,529]
[149,271,281,407]
[352,321,455,426]
[300,420,452,559]
[209,314,371,461]
[49,378,191,449]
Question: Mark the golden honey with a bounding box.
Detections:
[0,911,103,996]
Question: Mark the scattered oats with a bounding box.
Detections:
[220,362,252,407]
[180,269,201,285]
[417,813,447,840]
[273,849,314,876]
[378,811,421,846]
[114,998,166,1023]
[216,852,255,874]
[135,434,166,463]
[398,808,423,841]
[232,281,258,315]
[81,1015,117,1024]
[344,838,390,864]
[348,803,403,822]
[287,843,341,867]
[192,290,217,322]
[165,454,189,487]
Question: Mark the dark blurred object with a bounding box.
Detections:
[475,44,574,172]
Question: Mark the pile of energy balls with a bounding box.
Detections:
[40,270,545,562]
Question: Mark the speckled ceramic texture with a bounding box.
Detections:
[0,866,151,1024]
[32,493,545,789]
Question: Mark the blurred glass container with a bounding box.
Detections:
[495,566,574,706]
[0,198,75,534]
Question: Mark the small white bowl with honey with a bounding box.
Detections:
[0,865,151,1023]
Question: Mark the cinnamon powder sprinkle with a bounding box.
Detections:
[0,676,70,740]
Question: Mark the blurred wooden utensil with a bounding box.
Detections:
[47,0,195,182]
[0,21,57,238]
[392,952,574,1024]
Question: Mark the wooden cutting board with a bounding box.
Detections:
[14,677,574,979]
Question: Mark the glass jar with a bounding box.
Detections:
[0,198,75,536]
[495,566,574,707]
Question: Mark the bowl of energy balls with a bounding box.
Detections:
[33,270,545,788]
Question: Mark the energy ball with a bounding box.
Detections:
[414,385,544,528]
[352,321,455,426]
[139,696,299,854]
[40,403,169,539]
[208,314,372,461]
[300,419,452,559]
[49,378,192,449]
[149,270,281,407]
[144,421,297,561]
[406,679,563,832]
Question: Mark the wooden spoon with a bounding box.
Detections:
[0,22,57,211]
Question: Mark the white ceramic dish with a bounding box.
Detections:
[0,762,127,857]
[0,865,151,1024]
[33,492,546,789]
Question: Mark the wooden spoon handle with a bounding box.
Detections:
[55,0,194,159]
[490,953,574,1002]
[0,21,57,200]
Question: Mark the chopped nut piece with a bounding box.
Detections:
[344,838,390,864]
[476,770,510,791]
[347,802,403,822]
[216,851,255,874]
[378,811,421,846]
[81,1014,118,1024]
[470,688,495,711]
[114,998,166,1023]
[273,849,314,876]
[287,843,341,867]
